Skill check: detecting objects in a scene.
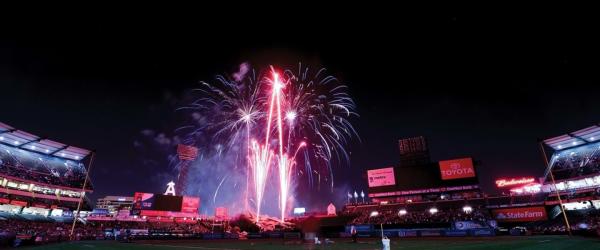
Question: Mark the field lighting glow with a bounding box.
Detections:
[462,205,472,213]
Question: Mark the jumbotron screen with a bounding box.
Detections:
[133,192,199,213]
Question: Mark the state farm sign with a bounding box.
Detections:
[439,158,475,180]
[491,206,547,222]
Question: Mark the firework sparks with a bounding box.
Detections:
[176,63,358,221]
[248,140,273,222]
[281,63,359,189]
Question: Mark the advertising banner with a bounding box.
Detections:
[215,207,228,219]
[367,167,396,187]
[420,230,442,236]
[439,158,475,180]
[491,206,547,222]
[454,220,488,230]
[470,229,495,236]
[10,200,27,207]
[181,196,200,213]
[444,230,468,236]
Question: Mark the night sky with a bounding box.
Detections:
[1,9,599,206]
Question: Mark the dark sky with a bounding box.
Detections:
[1,9,599,204]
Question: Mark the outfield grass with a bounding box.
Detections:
[20,236,600,250]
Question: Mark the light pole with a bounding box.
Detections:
[360,190,365,203]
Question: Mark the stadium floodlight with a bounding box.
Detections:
[61,153,65,157]
[591,137,595,141]
[75,156,80,160]
[13,140,19,145]
[398,209,407,216]
[45,149,49,153]
[429,207,438,214]
[31,145,36,150]
[572,142,577,145]
[558,145,563,149]
[463,205,473,213]
[370,211,379,217]
[0,136,3,140]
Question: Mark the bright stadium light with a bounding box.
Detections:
[75,156,80,160]
[45,149,50,153]
[429,207,438,214]
[463,205,472,213]
[31,145,36,150]
[558,145,563,149]
[398,209,407,216]
[0,136,3,140]
[61,153,65,157]
[370,211,379,217]
[13,141,19,145]
[591,137,595,141]
[572,142,577,145]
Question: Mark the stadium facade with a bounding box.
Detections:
[0,121,93,221]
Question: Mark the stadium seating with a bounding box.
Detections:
[0,143,90,190]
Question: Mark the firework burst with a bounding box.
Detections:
[280,63,359,189]
[175,63,358,220]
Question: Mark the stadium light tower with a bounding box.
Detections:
[176,144,198,196]
[360,190,365,203]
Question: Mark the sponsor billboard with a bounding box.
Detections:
[491,206,547,222]
[439,158,475,180]
[495,177,536,188]
[367,167,396,187]
[454,220,489,230]
[215,207,228,219]
[181,196,200,213]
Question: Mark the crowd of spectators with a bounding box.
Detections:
[551,142,600,179]
[0,143,90,189]
[348,205,491,226]
[0,219,216,247]
[531,210,600,236]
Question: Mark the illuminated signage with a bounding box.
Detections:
[491,206,547,222]
[367,167,396,187]
[293,207,306,214]
[495,177,536,187]
[439,158,475,180]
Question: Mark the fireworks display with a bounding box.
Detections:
[176,63,358,221]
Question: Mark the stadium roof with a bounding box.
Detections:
[543,124,600,151]
[0,121,91,161]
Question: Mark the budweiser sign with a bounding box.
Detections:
[439,158,475,180]
[491,206,547,222]
[495,177,536,187]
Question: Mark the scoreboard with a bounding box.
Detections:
[133,192,199,214]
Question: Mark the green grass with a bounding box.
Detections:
[21,236,600,250]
